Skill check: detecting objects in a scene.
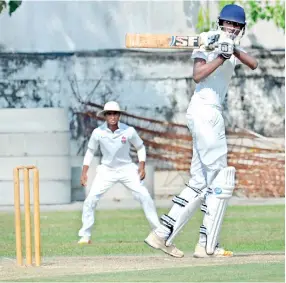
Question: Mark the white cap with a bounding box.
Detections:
[97,101,126,117]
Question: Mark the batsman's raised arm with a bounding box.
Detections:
[234,47,258,70]
[192,31,239,83]
[193,56,226,83]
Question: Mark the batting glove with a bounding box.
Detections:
[217,36,234,59]
[200,31,221,50]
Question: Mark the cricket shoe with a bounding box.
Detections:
[78,236,91,245]
[193,243,233,258]
[144,231,184,258]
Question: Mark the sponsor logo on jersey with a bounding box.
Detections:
[121,136,127,144]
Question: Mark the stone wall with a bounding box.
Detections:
[0,49,284,156]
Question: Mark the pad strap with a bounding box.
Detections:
[172,196,189,207]
[160,214,175,232]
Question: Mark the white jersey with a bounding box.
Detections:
[88,122,143,168]
[87,122,144,168]
[189,47,241,111]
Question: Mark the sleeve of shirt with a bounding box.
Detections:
[87,129,99,151]
[83,148,95,166]
[129,128,144,150]
[191,47,208,61]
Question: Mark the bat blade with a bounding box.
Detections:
[125,33,201,49]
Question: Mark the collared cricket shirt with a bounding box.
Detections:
[190,47,242,110]
[87,122,143,168]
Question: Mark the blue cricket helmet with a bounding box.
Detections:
[219,4,246,25]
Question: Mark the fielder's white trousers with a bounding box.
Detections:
[78,163,160,237]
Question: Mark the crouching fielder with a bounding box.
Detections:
[145,4,258,258]
[78,101,160,244]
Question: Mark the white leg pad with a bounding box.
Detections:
[163,186,207,246]
[201,166,236,254]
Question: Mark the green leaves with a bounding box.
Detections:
[196,6,211,33]
[196,0,236,32]
[0,0,22,16]
[195,0,285,33]
[271,0,285,30]
[8,0,22,16]
[0,1,7,14]
[245,0,285,30]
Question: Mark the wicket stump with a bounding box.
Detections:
[13,166,41,267]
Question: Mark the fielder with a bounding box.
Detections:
[145,4,258,258]
[78,101,160,244]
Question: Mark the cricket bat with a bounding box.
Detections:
[125,33,202,49]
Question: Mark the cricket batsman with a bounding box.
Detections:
[145,4,258,258]
[78,101,160,244]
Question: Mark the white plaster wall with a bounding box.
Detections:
[0,1,284,52]
[0,108,71,205]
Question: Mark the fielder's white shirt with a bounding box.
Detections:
[189,47,241,111]
[87,122,144,168]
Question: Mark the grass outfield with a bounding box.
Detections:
[0,205,285,282]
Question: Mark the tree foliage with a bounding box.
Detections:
[0,0,22,16]
[196,0,285,32]
[196,4,211,33]
[245,0,285,30]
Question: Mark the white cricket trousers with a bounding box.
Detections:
[155,102,229,244]
[187,103,227,190]
[187,102,228,247]
[78,163,160,237]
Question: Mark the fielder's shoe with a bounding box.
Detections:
[144,231,184,258]
[78,236,91,245]
[193,243,233,258]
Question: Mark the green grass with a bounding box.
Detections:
[0,205,284,257]
[0,205,285,282]
[13,262,285,282]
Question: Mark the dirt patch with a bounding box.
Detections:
[1,253,284,281]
